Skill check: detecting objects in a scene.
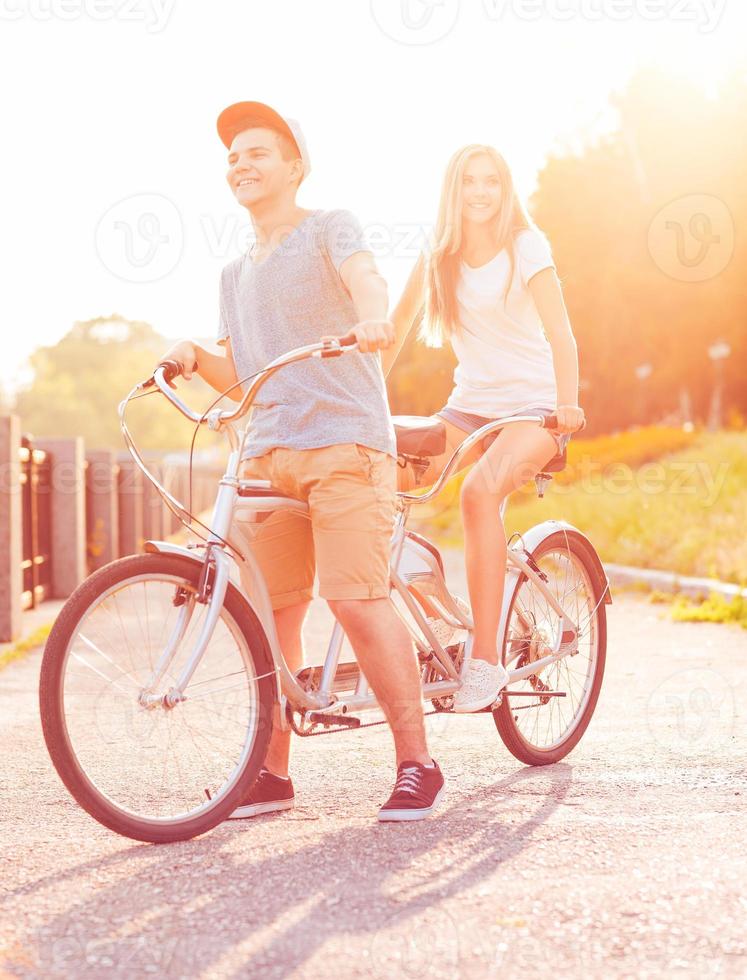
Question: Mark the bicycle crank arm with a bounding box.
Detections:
[502,689,567,697]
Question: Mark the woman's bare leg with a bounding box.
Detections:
[460,423,558,665]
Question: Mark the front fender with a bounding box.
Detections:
[144,539,244,587]
[144,540,205,562]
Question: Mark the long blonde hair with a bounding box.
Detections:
[420,144,534,346]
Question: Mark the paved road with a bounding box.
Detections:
[1,555,745,979]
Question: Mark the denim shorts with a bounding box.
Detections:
[436,406,571,455]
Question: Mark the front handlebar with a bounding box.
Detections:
[148,337,360,427]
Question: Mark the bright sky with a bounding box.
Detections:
[1,0,745,394]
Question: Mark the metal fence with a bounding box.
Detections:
[0,418,222,642]
[19,436,52,610]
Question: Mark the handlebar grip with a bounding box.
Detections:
[542,414,587,433]
[158,359,183,385]
[318,336,359,358]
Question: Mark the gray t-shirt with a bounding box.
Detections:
[217,208,397,462]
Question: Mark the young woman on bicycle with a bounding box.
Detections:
[385,144,586,713]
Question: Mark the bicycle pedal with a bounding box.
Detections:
[306,711,361,729]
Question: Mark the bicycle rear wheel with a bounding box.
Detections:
[39,553,275,843]
[494,530,607,765]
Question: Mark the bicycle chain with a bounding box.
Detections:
[290,708,445,737]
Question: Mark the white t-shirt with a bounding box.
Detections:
[444,227,559,417]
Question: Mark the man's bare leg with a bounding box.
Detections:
[261,600,309,777]
[327,597,431,767]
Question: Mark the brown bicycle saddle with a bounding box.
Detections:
[393,416,447,458]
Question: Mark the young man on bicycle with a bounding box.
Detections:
[160,100,443,822]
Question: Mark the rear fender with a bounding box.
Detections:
[509,520,612,605]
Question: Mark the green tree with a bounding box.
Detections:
[15,315,221,451]
[531,66,747,433]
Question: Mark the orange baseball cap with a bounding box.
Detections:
[216,100,311,181]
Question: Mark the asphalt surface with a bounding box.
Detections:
[1,554,745,979]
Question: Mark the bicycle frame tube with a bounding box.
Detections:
[139,593,196,701]
[140,549,236,708]
[498,546,581,680]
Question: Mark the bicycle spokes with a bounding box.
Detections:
[60,574,261,821]
[503,548,598,751]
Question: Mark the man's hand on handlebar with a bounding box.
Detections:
[157,341,199,388]
[322,319,395,355]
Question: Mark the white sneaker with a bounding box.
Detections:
[453,659,510,713]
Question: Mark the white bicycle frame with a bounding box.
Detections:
[122,339,611,721]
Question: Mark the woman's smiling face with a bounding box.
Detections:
[461,153,503,225]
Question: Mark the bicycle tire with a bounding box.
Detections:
[494,531,607,765]
[39,553,276,843]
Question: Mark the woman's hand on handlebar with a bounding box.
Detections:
[156,341,199,388]
[322,319,395,354]
[554,404,586,434]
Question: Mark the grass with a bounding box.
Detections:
[0,623,52,673]
[670,591,747,629]
[642,586,747,630]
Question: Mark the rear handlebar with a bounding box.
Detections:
[540,413,586,433]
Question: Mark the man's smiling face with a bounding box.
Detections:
[226,126,301,207]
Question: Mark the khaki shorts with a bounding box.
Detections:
[233,443,398,611]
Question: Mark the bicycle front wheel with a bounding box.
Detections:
[39,553,275,843]
[494,530,607,765]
